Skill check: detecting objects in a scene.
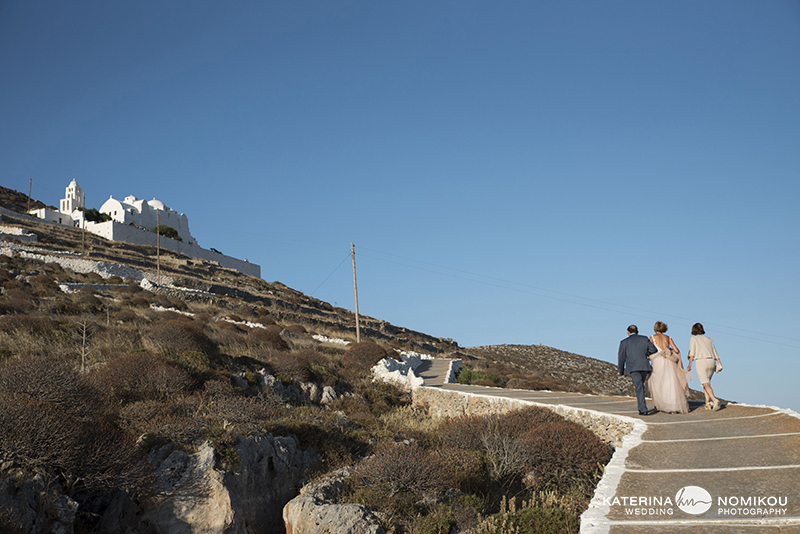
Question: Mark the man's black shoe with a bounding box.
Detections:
[639,409,658,416]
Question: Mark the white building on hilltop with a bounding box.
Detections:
[61,179,85,214]
[29,179,86,227]
[99,195,196,245]
[27,180,260,278]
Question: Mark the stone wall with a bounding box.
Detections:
[86,221,260,278]
[412,387,633,448]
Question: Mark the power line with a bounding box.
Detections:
[356,248,800,350]
[310,253,350,297]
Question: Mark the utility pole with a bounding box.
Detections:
[27,179,32,213]
[156,210,161,286]
[351,243,361,343]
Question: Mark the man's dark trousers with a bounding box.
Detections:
[630,370,650,414]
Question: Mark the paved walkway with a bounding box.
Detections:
[419,362,800,533]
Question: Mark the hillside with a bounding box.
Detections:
[0,185,626,533]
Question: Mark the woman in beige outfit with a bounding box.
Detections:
[687,323,723,411]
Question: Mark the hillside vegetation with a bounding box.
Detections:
[1,186,619,533]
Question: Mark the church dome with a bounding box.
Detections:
[149,199,167,210]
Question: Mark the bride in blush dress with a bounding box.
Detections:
[648,321,689,414]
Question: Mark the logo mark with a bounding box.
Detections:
[676,486,712,515]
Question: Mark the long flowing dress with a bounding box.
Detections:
[648,337,690,413]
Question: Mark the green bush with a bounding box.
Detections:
[78,207,111,223]
[456,365,502,387]
[152,225,181,241]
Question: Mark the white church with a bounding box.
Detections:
[29,180,259,278]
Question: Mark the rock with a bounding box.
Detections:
[0,472,78,534]
[321,386,338,405]
[301,382,322,404]
[100,432,319,534]
[283,496,384,534]
[224,432,320,533]
[233,373,249,390]
[140,441,234,534]
[283,468,384,534]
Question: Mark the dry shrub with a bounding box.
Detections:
[118,399,202,445]
[360,382,408,416]
[84,272,104,283]
[127,296,150,307]
[75,291,103,312]
[78,419,153,494]
[0,355,96,418]
[0,392,151,494]
[331,394,374,420]
[506,374,576,393]
[438,407,569,485]
[379,404,439,438]
[146,320,217,357]
[90,326,142,359]
[0,393,84,474]
[203,378,238,399]
[208,320,248,349]
[352,444,457,501]
[0,297,32,315]
[49,296,81,315]
[148,309,191,323]
[341,341,390,374]
[2,287,34,302]
[269,349,320,382]
[0,330,50,358]
[255,313,277,325]
[112,308,139,323]
[284,324,307,334]
[246,326,289,352]
[0,289,35,314]
[203,391,284,427]
[435,445,486,493]
[89,352,195,404]
[439,415,490,452]
[167,297,189,311]
[520,422,611,493]
[28,274,59,296]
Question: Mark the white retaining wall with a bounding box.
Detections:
[86,221,260,278]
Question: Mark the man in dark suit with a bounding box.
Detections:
[618,324,658,415]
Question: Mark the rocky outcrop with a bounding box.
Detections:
[0,467,78,534]
[283,469,385,534]
[139,441,234,534]
[97,432,318,534]
[225,432,319,532]
[255,370,343,407]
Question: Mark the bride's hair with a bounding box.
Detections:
[654,321,668,333]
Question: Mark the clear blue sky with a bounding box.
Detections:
[2,1,799,411]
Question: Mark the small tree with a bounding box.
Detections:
[152,225,181,241]
[78,207,111,223]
